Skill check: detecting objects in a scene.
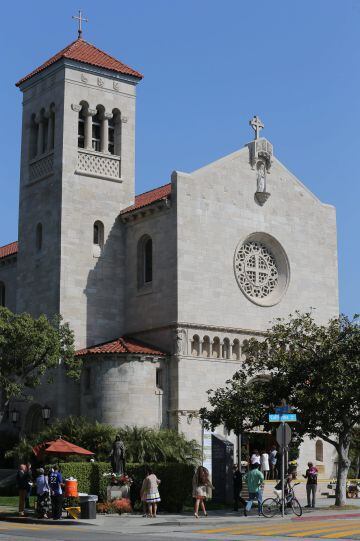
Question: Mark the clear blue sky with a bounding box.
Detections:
[0,0,358,316]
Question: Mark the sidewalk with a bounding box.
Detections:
[1,499,360,535]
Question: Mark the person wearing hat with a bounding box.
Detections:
[36,467,51,519]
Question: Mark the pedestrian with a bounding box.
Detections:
[243,464,264,516]
[303,462,318,508]
[269,446,278,480]
[49,465,64,520]
[192,466,213,518]
[233,464,246,511]
[250,449,261,466]
[35,468,51,519]
[16,464,28,516]
[142,467,161,518]
[260,450,270,480]
[25,462,33,510]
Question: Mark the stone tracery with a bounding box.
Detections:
[234,240,278,299]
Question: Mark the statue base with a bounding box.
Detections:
[255,191,271,206]
[107,484,130,502]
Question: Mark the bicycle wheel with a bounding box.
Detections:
[291,497,302,516]
[261,498,280,518]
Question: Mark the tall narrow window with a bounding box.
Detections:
[78,109,85,148]
[137,235,153,289]
[144,238,152,283]
[93,221,104,247]
[108,116,115,155]
[30,114,38,159]
[36,223,43,252]
[156,368,163,389]
[92,111,101,151]
[0,282,5,307]
[315,440,324,462]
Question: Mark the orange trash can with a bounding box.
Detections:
[65,479,78,498]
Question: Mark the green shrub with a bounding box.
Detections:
[55,462,194,512]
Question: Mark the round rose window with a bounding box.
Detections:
[234,233,289,306]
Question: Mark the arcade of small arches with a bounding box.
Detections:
[76,101,122,155]
[190,334,242,360]
[29,103,55,160]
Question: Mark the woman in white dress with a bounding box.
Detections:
[260,450,270,480]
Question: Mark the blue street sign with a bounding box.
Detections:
[269,413,297,422]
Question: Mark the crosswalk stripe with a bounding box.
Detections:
[324,528,360,539]
[195,520,360,537]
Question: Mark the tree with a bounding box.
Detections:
[200,312,360,507]
[199,371,269,438]
[0,307,80,400]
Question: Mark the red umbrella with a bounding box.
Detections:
[45,438,94,456]
[33,438,94,458]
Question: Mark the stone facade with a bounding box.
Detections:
[0,39,339,478]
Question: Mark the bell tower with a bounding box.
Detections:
[16,36,143,348]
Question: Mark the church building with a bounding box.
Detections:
[0,32,339,476]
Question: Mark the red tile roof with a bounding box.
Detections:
[75,336,167,357]
[16,38,143,87]
[121,183,171,215]
[0,241,18,260]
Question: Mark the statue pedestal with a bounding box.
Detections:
[255,191,270,206]
[107,484,130,501]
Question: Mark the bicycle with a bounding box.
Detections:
[261,481,302,518]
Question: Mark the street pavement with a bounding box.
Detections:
[0,488,359,541]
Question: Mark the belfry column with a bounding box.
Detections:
[100,112,113,153]
[84,108,96,150]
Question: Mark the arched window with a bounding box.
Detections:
[232,339,240,360]
[30,114,38,159]
[0,282,5,307]
[36,223,43,252]
[315,440,324,462]
[109,109,121,156]
[92,111,101,151]
[78,109,85,148]
[191,335,200,356]
[212,337,220,358]
[93,221,104,247]
[202,336,210,358]
[222,338,230,359]
[137,235,153,288]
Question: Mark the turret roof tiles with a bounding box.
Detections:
[16,38,143,86]
[75,336,166,356]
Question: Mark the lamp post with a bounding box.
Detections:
[41,405,51,424]
[10,409,20,425]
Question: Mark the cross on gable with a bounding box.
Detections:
[72,10,88,39]
[249,115,264,140]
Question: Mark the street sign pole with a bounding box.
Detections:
[281,421,285,518]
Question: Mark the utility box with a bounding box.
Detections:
[211,434,234,504]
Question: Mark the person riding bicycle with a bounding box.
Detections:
[274,474,293,503]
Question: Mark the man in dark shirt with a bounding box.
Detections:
[49,465,64,519]
[303,462,318,508]
[233,464,246,511]
[16,464,28,516]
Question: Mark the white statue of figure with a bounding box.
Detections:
[174,330,184,355]
[256,161,266,192]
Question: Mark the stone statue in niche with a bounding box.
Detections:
[110,435,126,475]
[174,329,186,355]
[256,161,266,192]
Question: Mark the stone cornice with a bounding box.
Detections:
[120,198,171,224]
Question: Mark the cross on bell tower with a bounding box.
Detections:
[249,115,264,140]
[72,10,88,39]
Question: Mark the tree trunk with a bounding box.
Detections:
[335,439,351,506]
